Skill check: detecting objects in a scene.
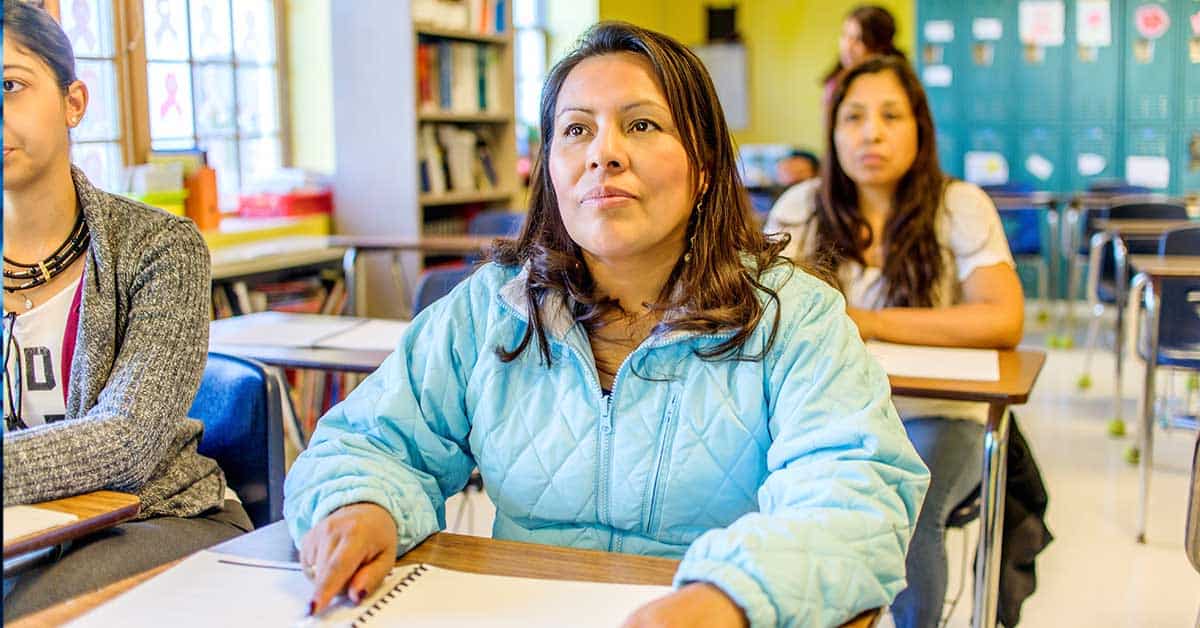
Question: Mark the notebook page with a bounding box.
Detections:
[343,564,673,628]
[866,341,1000,382]
[3,506,79,542]
[68,551,673,628]
[315,320,411,352]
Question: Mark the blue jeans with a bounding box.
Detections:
[891,417,985,628]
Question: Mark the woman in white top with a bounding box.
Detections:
[766,55,1024,628]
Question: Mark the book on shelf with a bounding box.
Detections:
[413,0,506,35]
[418,40,503,115]
[419,124,500,196]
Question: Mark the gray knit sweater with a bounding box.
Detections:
[3,166,225,519]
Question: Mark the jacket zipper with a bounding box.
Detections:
[645,392,680,536]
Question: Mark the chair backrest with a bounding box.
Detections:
[1086,179,1151,195]
[468,210,525,237]
[413,265,473,316]
[1188,432,1200,574]
[1160,225,1200,256]
[998,208,1044,256]
[1155,275,1200,352]
[189,353,285,528]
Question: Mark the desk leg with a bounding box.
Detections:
[1137,280,1160,544]
[341,247,360,317]
[974,404,1010,628]
[1113,236,1129,424]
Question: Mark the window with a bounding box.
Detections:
[62,0,124,191]
[513,0,547,158]
[143,0,283,206]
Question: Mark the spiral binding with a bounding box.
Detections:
[350,563,430,627]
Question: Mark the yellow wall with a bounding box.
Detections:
[597,0,914,151]
[286,0,336,174]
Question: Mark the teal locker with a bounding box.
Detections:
[936,125,963,178]
[1015,8,1070,123]
[1180,2,1200,125]
[1016,125,1066,191]
[1178,126,1200,192]
[1068,124,1120,192]
[1123,1,1180,124]
[1123,124,1174,191]
[962,2,1014,123]
[1066,0,1123,123]
[917,0,966,130]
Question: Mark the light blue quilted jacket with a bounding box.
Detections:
[284,261,929,627]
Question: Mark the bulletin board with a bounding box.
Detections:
[916,0,1200,195]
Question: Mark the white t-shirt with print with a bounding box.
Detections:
[3,277,80,430]
[765,178,1015,424]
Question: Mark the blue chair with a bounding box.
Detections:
[1087,179,1152,195]
[1073,201,1187,392]
[412,265,474,316]
[468,210,525,237]
[190,353,286,528]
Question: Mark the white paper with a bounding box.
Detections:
[921,65,953,88]
[70,551,673,628]
[924,20,955,43]
[1125,155,1171,189]
[866,342,1000,382]
[964,151,1010,186]
[316,320,411,352]
[1076,0,1112,47]
[1025,153,1054,181]
[209,312,361,348]
[3,506,79,542]
[972,18,1003,41]
[1077,153,1107,176]
[1019,0,1066,47]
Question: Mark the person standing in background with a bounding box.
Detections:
[821,5,906,106]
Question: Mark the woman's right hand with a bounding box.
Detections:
[300,502,398,616]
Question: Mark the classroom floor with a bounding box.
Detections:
[443,304,1200,627]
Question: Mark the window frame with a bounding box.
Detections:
[49,0,291,190]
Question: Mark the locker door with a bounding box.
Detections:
[962,1,1014,124]
[918,0,967,129]
[1179,3,1200,126]
[1124,1,1180,124]
[1017,124,1066,191]
[936,124,964,178]
[1123,124,1174,192]
[1015,1,1069,124]
[1068,0,1123,124]
[1068,124,1120,192]
[1177,126,1200,193]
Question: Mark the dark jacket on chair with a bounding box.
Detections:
[998,416,1053,626]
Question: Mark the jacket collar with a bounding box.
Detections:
[496,264,737,349]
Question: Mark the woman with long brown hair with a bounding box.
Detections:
[767,56,1024,628]
[822,5,905,105]
[284,22,929,627]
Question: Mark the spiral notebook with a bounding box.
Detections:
[69,550,672,627]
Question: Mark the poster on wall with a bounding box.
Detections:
[1077,0,1112,47]
[1019,1,1066,47]
[965,151,1010,186]
[1125,155,1170,189]
[694,44,748,130]
[1134,4,1171,40]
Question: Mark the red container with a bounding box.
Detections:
[238,189,333,218]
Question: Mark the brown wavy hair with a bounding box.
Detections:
[490,21,791,368]
[814,55,947,307]
[821,5,905,84]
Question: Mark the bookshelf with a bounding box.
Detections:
[331,1,518,318]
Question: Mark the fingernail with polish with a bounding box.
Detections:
[356,588,368,603]
[307,600,316,616]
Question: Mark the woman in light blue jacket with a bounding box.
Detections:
[285,22,929,627]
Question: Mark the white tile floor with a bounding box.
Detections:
[444,306,1200,627]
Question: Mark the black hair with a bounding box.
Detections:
[3,0,78,93]
[787,149,820,170]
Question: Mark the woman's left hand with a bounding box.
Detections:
[846,307,878,341]
[621,583,748,628]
